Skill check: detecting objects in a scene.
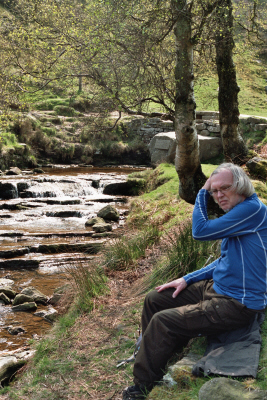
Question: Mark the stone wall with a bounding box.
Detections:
[124,111,267,144]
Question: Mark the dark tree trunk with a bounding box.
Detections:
[215,0,248,164]
[172,0,206,204]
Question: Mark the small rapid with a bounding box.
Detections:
[0,165,144,351]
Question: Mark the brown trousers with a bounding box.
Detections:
[133,279,260,387]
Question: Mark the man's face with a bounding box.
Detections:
[210,169,245,211]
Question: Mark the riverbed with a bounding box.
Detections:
[0,165,144,352]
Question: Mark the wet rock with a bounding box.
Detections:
[46,210,83,218]
[92,223,112,233]
[92,232,117,238]
[20,287,48,305]
[0,248,30,259]
[103,181,144,196]
[85,217,105,227]
[33,168,44,173]
[97,205,119,221]
[92,179,100,189]
[0,259,40,269]
[199,377,267,400]
[33,241,103,254]
[12,302,38,312]
[7,326,26,335]
[0,356,23,383]
[34,306,58,323]
[0,347,35,384]
[0,182,18,200]
[12,294,34,306]
[17,181,31,194]
[0,293,11,305]
[6,167,22,176]
[0,286,16,298]
[0,278,14,287]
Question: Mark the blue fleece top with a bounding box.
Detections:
[184,189,267,310]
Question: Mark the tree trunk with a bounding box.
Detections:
[172,0,206,204]
[215,0,248,164]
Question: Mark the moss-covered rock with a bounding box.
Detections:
[246,157,267,179]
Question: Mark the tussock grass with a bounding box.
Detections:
[103,225,161,271]
[65,263,107,312]
[142,220,220,292]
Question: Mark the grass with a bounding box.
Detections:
[2,163,267,400]
[65,263,108,312]
[141,221,220,292]
[103,225,161,270]
[194,47,267,118]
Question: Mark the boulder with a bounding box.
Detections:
[103,180,145,196]
[49,284,71,306]
[0,293,11,305]
[0,286,16,298]
[20,287,48,305]
[0,348,35,384]
[246,157,267,179]
[92,223,112,233]
[148,132,222,164]
[0,182,18,200]
[85,217,105,227]
[34,306,58,323]
[6,167,22,176]
[0,356,23,383]
[199,377,267,400]
[12,302,37,312]
[33,168,44,173]
[12,294,34,306]
[0,279,14,286]
[97,205,120,221]
[198,135,223,161]
[7,326,26,335]
[148,132,177,164]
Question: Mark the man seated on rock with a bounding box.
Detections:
[122,162,267,400]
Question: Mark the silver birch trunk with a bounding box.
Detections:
[172,0,206,204]
[215,0,248,163]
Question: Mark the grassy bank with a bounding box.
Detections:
[2,163,267,400]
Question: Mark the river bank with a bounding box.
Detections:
[1,163,267,400]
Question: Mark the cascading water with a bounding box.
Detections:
[0,165,144,352]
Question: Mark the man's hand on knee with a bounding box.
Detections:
[155,277,187,298]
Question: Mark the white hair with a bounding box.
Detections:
[211,163,255,198]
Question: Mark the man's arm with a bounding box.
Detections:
[193,190,263,241]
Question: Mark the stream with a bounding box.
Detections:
[0,165,144,352]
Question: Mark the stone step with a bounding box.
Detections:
[0,240,104,259]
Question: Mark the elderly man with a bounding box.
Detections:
[123,163,267,400]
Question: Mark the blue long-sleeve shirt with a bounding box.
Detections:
[184,189,267,310]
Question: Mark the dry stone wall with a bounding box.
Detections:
[124,111,267,144]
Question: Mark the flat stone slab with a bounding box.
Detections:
[0,259,40,269]
[199,377,267,400]
[149,132,222,164]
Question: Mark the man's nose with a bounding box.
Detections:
[217,190,224,197]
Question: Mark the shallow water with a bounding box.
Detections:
[0,165,144,352]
